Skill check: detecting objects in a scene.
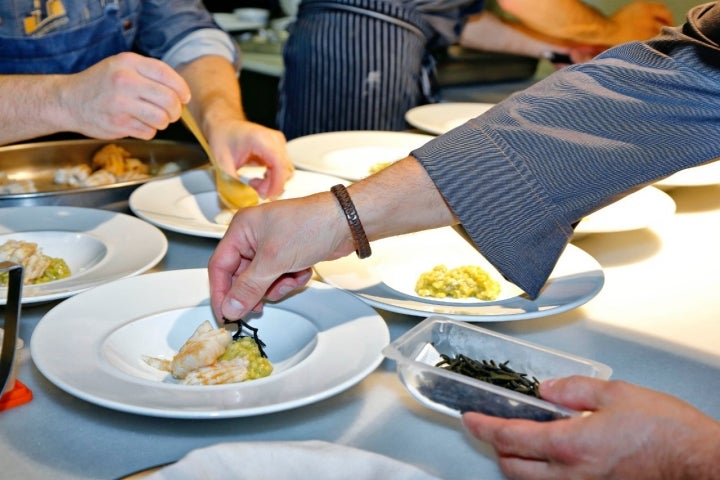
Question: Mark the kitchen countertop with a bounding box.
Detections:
[2,181,720,479]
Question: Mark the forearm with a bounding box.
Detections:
[176,55,246,135]
[0,75,67,145]
[460,12,574,58]
[497,0,611,44]
[346,156,458,242]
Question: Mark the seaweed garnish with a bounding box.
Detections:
[225,318,267,358]
[435,353,540,398]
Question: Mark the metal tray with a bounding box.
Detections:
[0,139,208,211]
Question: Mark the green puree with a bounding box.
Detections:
[35,257,71,284]
[220,337,273,380]
[0,257,71,285]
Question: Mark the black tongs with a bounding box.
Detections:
[1,262,23,397]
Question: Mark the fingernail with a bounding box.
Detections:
[278,285,293,296]
[223,298,245,319]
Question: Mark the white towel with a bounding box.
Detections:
[144,440,441,480]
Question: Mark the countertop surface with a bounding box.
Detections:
[2,182,720,479]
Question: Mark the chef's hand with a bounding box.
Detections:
[208,193,355,321]
[607,1,673,44]
[463,376,720,480]
[61,52,190,140]
[206,117,293,199]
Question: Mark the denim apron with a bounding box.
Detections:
[277,0,437,139]
[0,1,129,74]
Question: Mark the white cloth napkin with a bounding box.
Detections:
[144,440,441,480]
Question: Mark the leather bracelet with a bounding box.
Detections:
[330,184,372,259]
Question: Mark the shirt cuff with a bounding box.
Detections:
[162,28,241,72]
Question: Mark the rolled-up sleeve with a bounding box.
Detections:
[134,0,239,69]
[161,28,240,71]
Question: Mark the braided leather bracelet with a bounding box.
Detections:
[330,184,372,259]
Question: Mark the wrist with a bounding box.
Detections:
[50,75,78,133]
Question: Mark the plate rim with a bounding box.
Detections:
[287,130,435,181]
[573,185,676,235]
[0,205,167,304]
[404,102,496,135]
[30,270,390,418]
[655,160,720,188]
[129,168,350,239]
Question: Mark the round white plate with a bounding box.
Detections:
[31,269,389,418]
[287,131,435,181]
[655,159,720,189]
[404,102,496,135]
[0,206,167,305]
[314,227,604,321]
[129,168,349,238]
[573,186,676,237]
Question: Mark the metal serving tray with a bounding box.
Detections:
[0,139,207,211]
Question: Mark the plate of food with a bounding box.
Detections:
[0,206,167,305]
[654,159,720,189]
[573,186,676,237]
[404,102,496,135]
[0,139,208,210]
[30,269,390,418]
[287,131,435,181]
[314,227,604,321]
[129,168,350,238]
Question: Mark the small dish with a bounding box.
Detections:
[383,316,612,421]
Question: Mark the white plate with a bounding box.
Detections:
[573,186,676,237]
[129,168,349,238]
[655,159,720,189]
[0,206,167,305]
[287,131,435,181]
[213,13,265,31]
[404,102,496,135]
[314,227,604,321]
[31,269,389,418]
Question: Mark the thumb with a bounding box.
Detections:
[220,267,275,321]
[539,375,608,412]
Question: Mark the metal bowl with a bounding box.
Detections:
[0,139,208,211]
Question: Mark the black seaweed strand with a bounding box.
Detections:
[435,353,540,398]
[225,318,267,358]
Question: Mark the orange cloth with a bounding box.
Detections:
[0,380,33,410]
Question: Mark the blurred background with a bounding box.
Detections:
[202,0,705,129]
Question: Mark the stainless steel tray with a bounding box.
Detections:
[0,139,208,210]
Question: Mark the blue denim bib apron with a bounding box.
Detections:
[0,1,128,74]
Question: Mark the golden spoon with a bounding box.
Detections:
[180,105,259,210]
